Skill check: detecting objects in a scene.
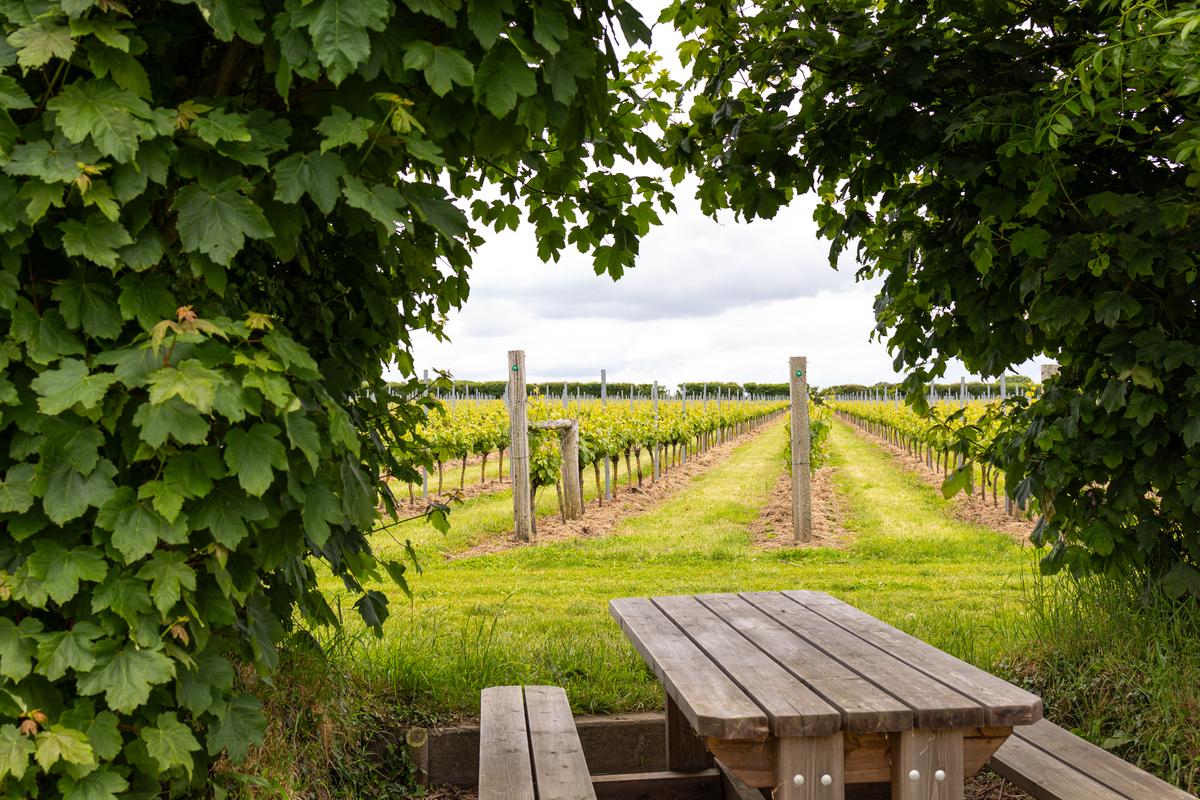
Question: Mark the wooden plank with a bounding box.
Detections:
[591,769,722,800]
[789,356,812,542]
[775,734,844,800]
[716,760,762,800]
[610,598,769,740]
[697,594,911,733]
[1014,719,1196,799]
[710,729,1009,789]
[654,596,840,737]
[889,729,963,800]
[990,735,1127,800]
[668,693,713,771]
[524,685,596,800]
[741,593,983,728]
[479,686,535,800]
[782,591,1041,727]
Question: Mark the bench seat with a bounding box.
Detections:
[479,685,596,800]
[990,718,1195,799]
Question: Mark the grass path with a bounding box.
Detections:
[327,418,1036,722]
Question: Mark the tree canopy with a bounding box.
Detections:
[0,0,669,794]
[662,0,1200,592]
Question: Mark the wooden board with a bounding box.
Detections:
[782,591,1041,727]
[741,593,984,729]
[775,734,843,800]
[989,735,1127,800]
[1012,719,1196,799]
[479,686,535,800]
[610,598,769,740]
[889,729,963,800]
[525,685,596,800]
[654,596,840,737]
[711,728,1009,788]
[591,769,722,800]
[668,693,714,772]
[697,594,911,733]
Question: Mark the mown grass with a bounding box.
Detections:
[318,418,1037,721]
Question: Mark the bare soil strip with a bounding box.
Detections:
[749,465,847,550]
[451,419,786,559]
[844,421,1035,542]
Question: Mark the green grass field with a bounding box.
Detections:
[319,418,1039,722]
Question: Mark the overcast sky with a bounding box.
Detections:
[399,4,1044,390]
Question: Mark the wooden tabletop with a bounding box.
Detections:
[610,590,1042,741]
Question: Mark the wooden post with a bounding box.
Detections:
[789,357,812,543]
[665,694,710,772]
[508,350,532,541]
[601,369,611,500]
[652,381,660,481]
[681,386,688,465]
[562,420,583,519]
[1000,374,1007,400]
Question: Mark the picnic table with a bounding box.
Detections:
[609,590,1043,800]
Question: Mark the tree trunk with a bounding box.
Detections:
[481,452,488,484]
[634,448,643,487]
[593,461,603,507]
[459,455,467,490]
[437,461,444,494]
[498,448,505,481]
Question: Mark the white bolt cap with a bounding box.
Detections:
[792,775,804,787]
[820,774,832,786]
[934,769,946,782]
[908,769,920,782]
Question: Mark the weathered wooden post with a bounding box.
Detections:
[508,350,532,541]
[652,381,660,481]
[601,369,611,500]
[422,370,430,499]
[1000,374,1007,400]
[681,386,688,465]
[562,421,583,518]
[789,357,813,543]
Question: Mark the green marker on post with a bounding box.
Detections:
[512,364,519,372]
[795,369,804,378]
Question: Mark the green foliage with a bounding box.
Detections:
[663,0,1200,591]
[0,0,668,795]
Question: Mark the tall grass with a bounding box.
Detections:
[1001,574,1200,793]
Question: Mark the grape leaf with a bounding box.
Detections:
[45,79,154,163]
[0,463,36,514]
[117,273,176,329]
[8,24,76,69]
[193,109,251,146]
[0,75,33,109]
[25,542,108,604]
[147,359,224,413]
[0,725,34,782]
[317,106,374,153]
[224,423,288,496]
[0,617,42,681]
[192,481,268,548]
[34,726,94,772]
[97,487,189,563]
[135,552,196,614]
[272,151,345,214]
[52,272,124,339]
[304,0,391,85]
[31,359,118,414]
[133,397,210,448]
[76,645,174,713]
[140,713,200,777]
[474,42,536,117]
[403,41,474,95]
[206,693,265,763]
[59,214,134,269]
[42,459,117,525]
[35,622,103,681]
[57,767,128,800]
[173,184,274,266]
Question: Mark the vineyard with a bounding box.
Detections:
[827,397,1036,517]
[400,395,817,519]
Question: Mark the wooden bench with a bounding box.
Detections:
[989,718,1196,799]
[479,685,735,800]
[480,685,596,800]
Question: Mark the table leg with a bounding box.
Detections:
[775,734,843,800]
[666,692,712,771]
[889,730,963,800]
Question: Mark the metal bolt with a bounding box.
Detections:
[792,775,804,787]
[820,774,832,786]
[908,769,920,782]
[934,770,946,782]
